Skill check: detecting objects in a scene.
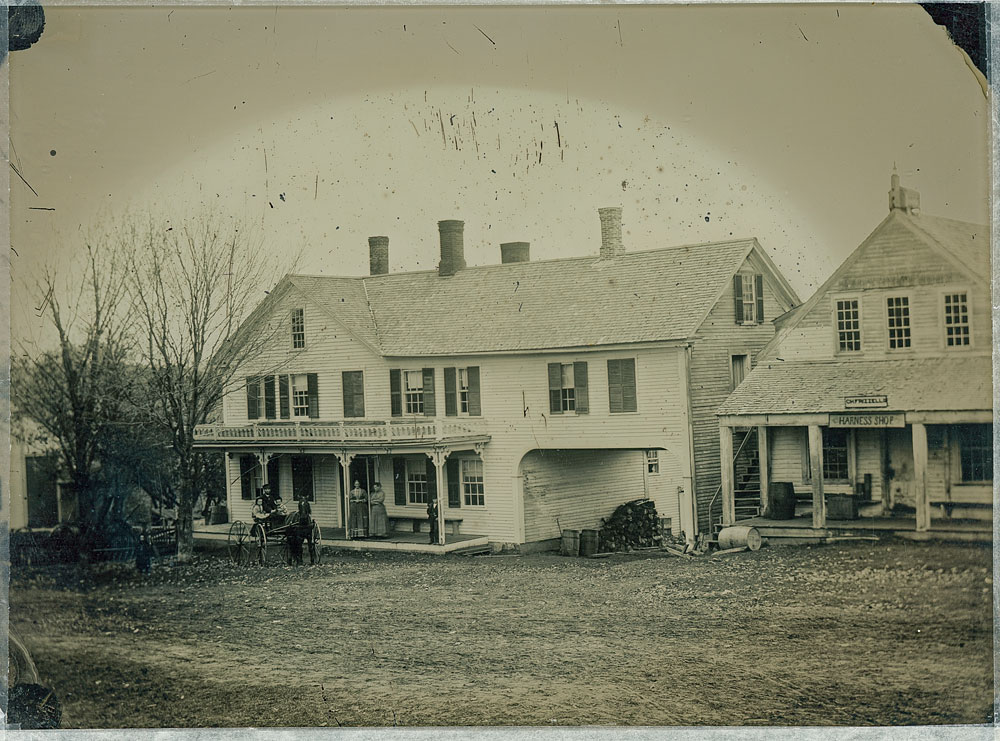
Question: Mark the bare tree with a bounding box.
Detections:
[125,213,289,560]
[12,242,135,529]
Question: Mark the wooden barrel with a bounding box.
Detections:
[560,529,580,556]
[579,529,599,557]
[717,525,762,551]
[765,482,797,520]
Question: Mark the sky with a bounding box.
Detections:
[8,4,990,348]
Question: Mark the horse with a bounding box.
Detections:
[280,499,318,565]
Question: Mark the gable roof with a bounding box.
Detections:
[755,208,989,364]
[282,238,795,357]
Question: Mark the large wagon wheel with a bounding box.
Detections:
[249,522,268,566]
[227,521,250,566]
[308,521,322,565]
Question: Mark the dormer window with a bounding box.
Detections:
[291,308,306,349]
[734,273,764,324]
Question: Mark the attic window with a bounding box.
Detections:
[734,274,764,324]
[291,308,306,349]
[944,292,971,347]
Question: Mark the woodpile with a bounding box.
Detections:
[598,498,663,552]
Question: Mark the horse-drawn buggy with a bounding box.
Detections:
[227,493,322,566]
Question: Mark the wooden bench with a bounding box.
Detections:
[389,516,464,535]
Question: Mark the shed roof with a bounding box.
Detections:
[717,356,992,416]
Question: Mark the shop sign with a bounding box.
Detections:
[844,395,888,410]
[829,413,904,428]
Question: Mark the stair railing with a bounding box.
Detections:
[706,428,757,534]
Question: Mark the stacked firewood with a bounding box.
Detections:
[598,498,663,552]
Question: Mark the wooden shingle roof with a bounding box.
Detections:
[288,238,772,356]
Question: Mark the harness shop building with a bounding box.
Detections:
[716,176,992,541]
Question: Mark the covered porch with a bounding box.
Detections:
[194,417,491,548]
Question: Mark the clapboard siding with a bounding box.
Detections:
[521,450,645,542]
[690,255,796,531]
[780,219,990,362]
[225,453,342,528]
[644,448,684,530]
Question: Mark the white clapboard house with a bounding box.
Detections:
[715,175,992,542]
[193,208,799,549]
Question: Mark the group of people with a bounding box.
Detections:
[347,480,389,538]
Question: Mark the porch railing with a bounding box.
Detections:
[193,417,488,444]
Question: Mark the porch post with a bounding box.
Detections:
[432,449,447,546]
[912,423,930,532]
[807,425,826,528]
[339,450,355,540]
[757,426,769,517]
[719,425,735,526]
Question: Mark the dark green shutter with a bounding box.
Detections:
[574,361,589,414]
[425,456,438,501]
[733,275,744,323]
[608,359,624,414]
[307,373,319,418]
[422,368,436,416]
[444,367,458,416]
[622,358,637,412]
[247,377,260,420]
[466,366,481,416]
[755,274,765,324]
[264,376,276,419]
[447,458,461,508]
[548,363,562,414]
[279,375,290,419]
[240,455,256,499]
[393,458,407,505]
[390,369,402,417]
[292,456,314,502]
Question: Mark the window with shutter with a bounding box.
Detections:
[733,275,744,324]
[548,363,563,414]
[425,456,438,502]
[422,368,436,416]
[266,456,280,496]
[291,456,314,501]
[755,274,765,324]
[292,375,310,417]
[461,459,485,506]
[573,361,589,414]
[342,371,365,418]
[608,358,636,413]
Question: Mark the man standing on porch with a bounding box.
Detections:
[348,480,369,538]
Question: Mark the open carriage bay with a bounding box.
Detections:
[9,541,993,728]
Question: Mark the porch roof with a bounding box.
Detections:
[717,355,992,416]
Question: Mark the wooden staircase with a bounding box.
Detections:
[711,428,762,536]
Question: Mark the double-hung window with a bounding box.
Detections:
[646,450,660,474]
[292,374,310,417]
[462,459,485,506]
[957,424,991,482]
[733,273,764,324]
[886,296,911,349]
[458,369,470,414]
[836,299,861,352]
[822,428,850,481]
[559,363,576,412]
[291,308,306,349]
[944,292,971,347]
[407,468,429,505]
[404,371,424,414]
[547,361,589,414]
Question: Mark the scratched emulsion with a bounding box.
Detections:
[136,87,826,283]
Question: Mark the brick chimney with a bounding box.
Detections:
[368,236,389,275]
[500,242,530,264]
[438,220,466,277]
[889,170,920,214]
[598,207,625,259]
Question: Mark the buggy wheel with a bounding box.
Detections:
[227,521,250,566]
[309,521,322,565]
[249,523,267,566]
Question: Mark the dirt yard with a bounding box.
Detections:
[8,540,995,728]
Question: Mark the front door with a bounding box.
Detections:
[886,427,914,512]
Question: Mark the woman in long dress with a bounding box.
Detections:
[348,480,369,538]
[368,482,389,538]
